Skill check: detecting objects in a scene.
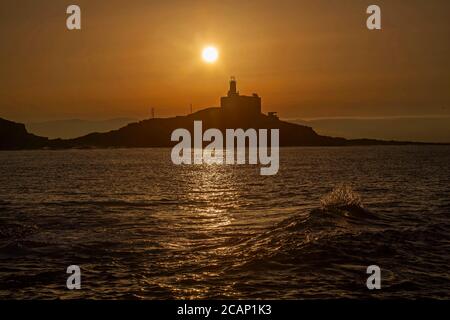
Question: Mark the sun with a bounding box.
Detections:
[202,46,219,64]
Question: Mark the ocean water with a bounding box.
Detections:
[0,146,449,299]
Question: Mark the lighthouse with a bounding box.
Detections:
[228,76,238,96]
[221,77,261,117]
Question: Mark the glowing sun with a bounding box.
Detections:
[202,46,219,64]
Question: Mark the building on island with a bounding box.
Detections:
[220,77,262,117]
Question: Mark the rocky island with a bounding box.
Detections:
[0,78,429,150]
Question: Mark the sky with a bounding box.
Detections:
[1,0,449,122]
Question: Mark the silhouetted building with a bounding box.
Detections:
[221,77,261,117]
[268,112,279,120]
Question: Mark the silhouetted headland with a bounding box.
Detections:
[0,118,48,150]
[0,78,442,150]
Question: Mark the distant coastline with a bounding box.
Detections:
[1,110,445,151]
[292,116,450,144]
[26,118,137,140]
[1,79,448,150]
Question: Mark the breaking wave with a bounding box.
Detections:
[320,183,363,211]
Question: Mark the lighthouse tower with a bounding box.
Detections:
[228,76,238,96]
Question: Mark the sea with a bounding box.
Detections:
[0,146,449,299]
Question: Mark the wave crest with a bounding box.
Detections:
[320,184,363,211]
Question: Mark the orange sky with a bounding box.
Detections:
[1,0,449,122]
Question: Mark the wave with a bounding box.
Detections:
[320,184,364,212]
[40,198,179,208]
[0,223,38,240]
[228,185,379,269]
[225,184,449,299]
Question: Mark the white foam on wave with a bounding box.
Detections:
[320,184,363,210]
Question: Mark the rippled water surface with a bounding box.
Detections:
[0,146,449,299]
